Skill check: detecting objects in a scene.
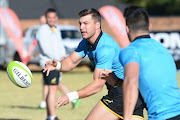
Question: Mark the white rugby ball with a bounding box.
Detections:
[7,61,33,88]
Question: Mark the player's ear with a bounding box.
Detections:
[126,25,129,34]
[149,23,152,32]
[55,16,58,21]
[96,21,101,30]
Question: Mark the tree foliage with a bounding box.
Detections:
[115,0,180,15]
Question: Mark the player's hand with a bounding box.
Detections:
[99,69,113,78]
[43,58,57,76]
[56,94,69,108]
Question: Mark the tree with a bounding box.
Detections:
[115,0,180,15]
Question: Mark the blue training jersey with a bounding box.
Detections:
[75,32,124,80]
[120,35,180,120]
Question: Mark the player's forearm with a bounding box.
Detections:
[123,77,139,119]
[56,52,82,72]
[59,58,76,72]
[77,80,105,99]
[65,80,105,103]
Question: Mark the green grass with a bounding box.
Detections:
[0,68,107,120]
[0,68,180,120]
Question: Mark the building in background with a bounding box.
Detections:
[8,0,127,19]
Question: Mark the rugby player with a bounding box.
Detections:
[100,6,180,120]
[44,8,145,120]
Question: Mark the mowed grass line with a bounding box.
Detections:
[0,69,180,120]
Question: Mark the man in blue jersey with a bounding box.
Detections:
[43,8,145,120]
[118,6,180,120]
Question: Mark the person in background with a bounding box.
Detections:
[39,15,46,24]
[38,14,81,110]
[36,8,80,120]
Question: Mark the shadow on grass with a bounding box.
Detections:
[4,105,45,110]
[0,65,6,71]
[0,118,29,120]
[10,105,38,109]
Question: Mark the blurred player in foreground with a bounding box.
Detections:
[43,8,145,120]
[37,8,80,120]
[100,6,180,120]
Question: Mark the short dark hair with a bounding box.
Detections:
[45,8,57,17]
[78,8,101,23]
[124,6,149,33]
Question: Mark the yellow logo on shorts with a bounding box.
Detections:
[51,78,56,84]
[103,99,113,105]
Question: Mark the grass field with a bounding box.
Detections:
[0,67,180,120]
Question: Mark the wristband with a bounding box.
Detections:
[66,91,79,102]
[55,61,61,70]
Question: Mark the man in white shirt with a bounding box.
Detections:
[37,8,80,120]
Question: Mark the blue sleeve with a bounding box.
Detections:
[96,46,115,69]
[119,47,140,67]
[75,39,87,58]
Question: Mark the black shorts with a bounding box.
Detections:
[42,70,60,85]
[167,114,180,120]
[100,87,145,120]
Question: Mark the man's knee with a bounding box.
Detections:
[48,85,58,94]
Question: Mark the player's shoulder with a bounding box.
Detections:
[101,32,113,40]
[97,45,115,56]
[120,45,137,57]
[82,38,88,42]
[99,45,112,50]
[79,39,88,45]
[123,43,137,50]
[39,24,49,30]
[101,32,118,46]
[120,45,140,66]
[76,39,88,51]
[96,45,116,62]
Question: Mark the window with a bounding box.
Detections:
[61,30,81,39]
[31,29,38,39]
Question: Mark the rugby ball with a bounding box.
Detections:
[7,61,33,88]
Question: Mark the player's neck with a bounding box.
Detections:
[131,32,149,42]
[88,29,101,45]
[48,24,55,28]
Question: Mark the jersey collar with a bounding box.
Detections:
[133,35,151,42]
[87,31,103,51]
[48,24,57,28]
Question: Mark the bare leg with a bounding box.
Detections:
[43,84,49,101]
[85,102,119,120]
[39,79,48,108]
[58,82,70,94]
[85,102,143,120]
[46,85,58,116]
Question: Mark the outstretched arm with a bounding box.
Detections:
[77,68,106,98]
[59,51,83,72]
[123,62,139,120]
[56,68,106,108]
[43,51,83,76]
